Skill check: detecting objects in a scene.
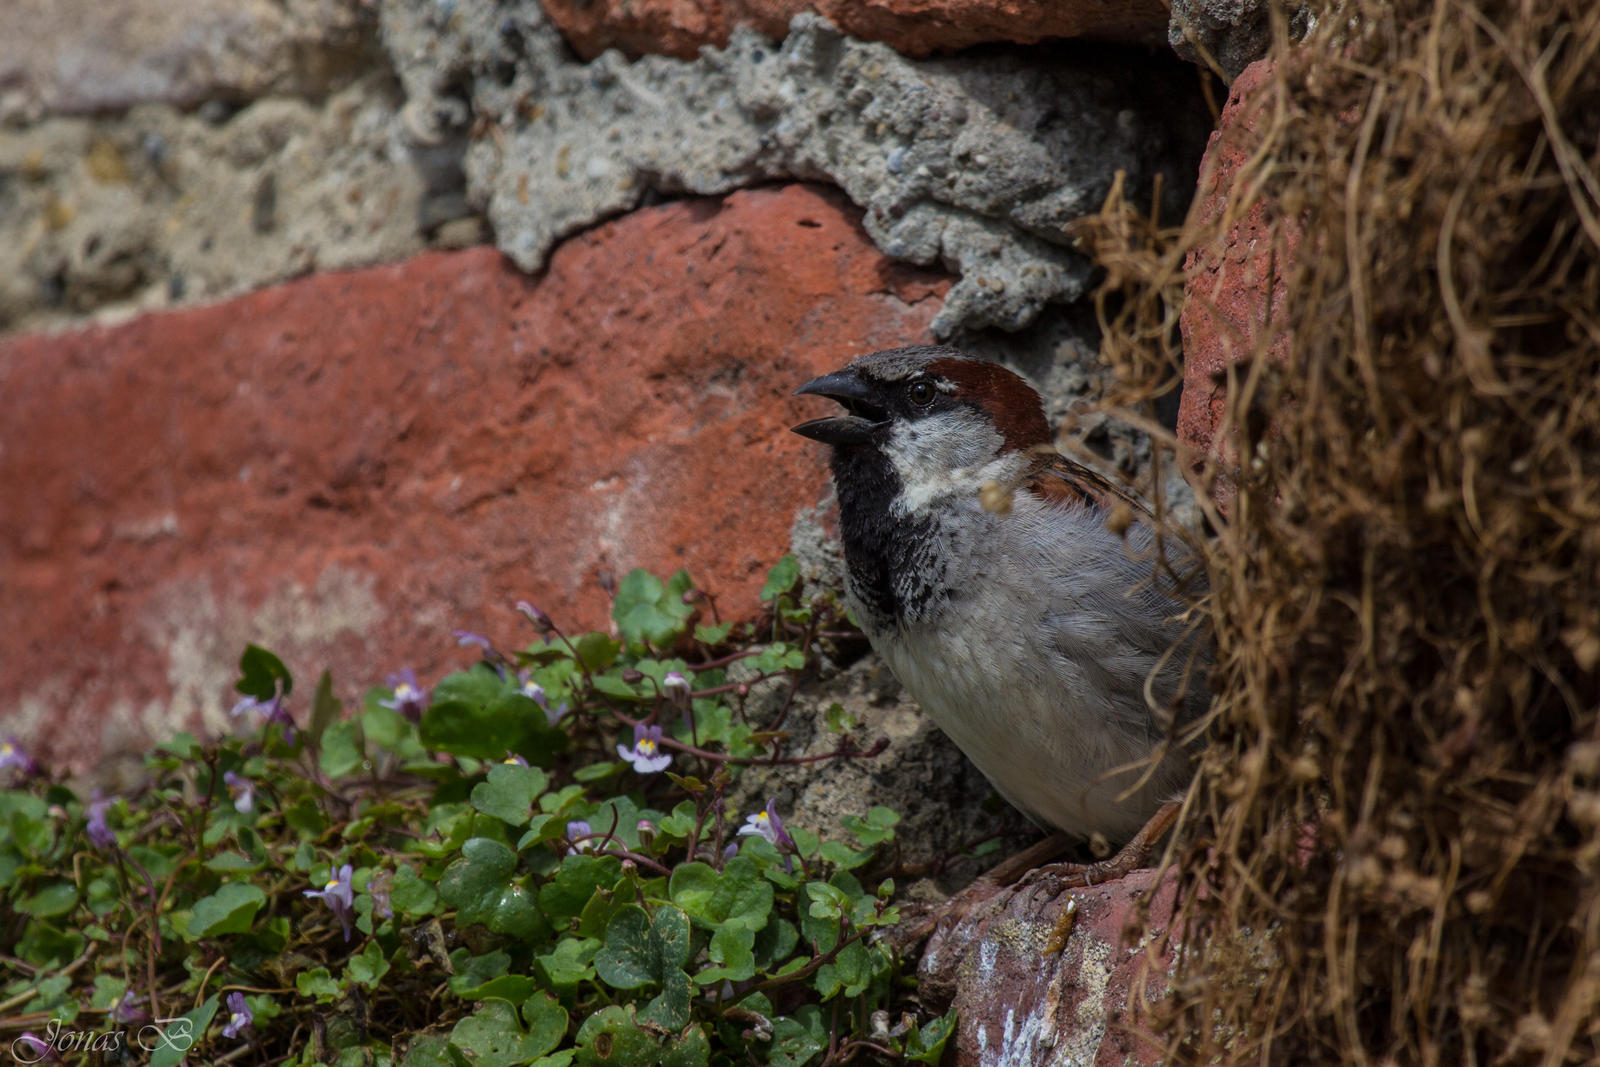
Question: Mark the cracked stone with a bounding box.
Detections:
[380,4,1211,336]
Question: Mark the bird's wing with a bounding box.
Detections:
[1021,450,1154,520]
[1020,454,1211,737]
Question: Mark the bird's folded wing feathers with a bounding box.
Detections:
[1022,450,1154,519]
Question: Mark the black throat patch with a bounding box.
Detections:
[830,446,947,631]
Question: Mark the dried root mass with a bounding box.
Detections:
[1082,0,1600,1062]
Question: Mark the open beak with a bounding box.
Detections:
[791,369,888,446]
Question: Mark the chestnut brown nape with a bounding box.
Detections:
[927,357,1052,451]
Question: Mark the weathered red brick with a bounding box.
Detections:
[920,868,1177,1066]
[539,0,1168,61]
[0,184,946,777]
[1177,59,1296,506]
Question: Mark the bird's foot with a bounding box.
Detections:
[899,802,1183,950]
[1013,801,1182,898]
[892,832,1072,949]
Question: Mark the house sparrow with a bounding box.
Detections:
[793,345,1207,860]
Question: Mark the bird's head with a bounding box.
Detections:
[792,346,1052,497]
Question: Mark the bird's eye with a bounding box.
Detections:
[908,379,937,407]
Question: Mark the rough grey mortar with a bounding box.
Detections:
[787,490,843,601]
[0,74,470,334]
[725,654,1036,895]
[0,0,381,120]
[1168,0,1312,81]
[378,2,1210,336]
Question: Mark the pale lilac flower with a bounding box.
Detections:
[86,794,116,850]
[738,799,795,851]
[617,723,672,774]
[516,672,568,725]
[223,771,255,814]
[661,671,692,706]
[304,864,356,941]
[0,736,39,780]
[221,992,253,1039]
[13,1031,56,1062]
[517,673,548,707]
[113,991,147,1026]
[565,820,593,855]
[379,669,428,723]
[515,601,554,633]
[636,819,656,849]
[454,630,493,652]
[502,752,530,767]
[230,693,296,742]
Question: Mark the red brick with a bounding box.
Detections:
[920,868,1177,1066]
[0,184,946,776]
[1177,58,1296,506]
[539,0,1168,61]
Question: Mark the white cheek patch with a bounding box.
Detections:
[883,411,1021,516]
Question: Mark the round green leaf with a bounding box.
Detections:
[391,863,440,917]
[237,644,292,700]
[539,854,622,923]
[422,700,523,760]
[450,1000,546,1067]
[458,974,537,1003]
[522,992,569,1058]
[471,763,550,826]
[22,881,79,918]
[594,906,655,990]
[536,936,601,990]
[659,1025,711,1067]
[669,857,773,931]
[575,1006,659,1067]
[612,569,695,648]
[440,838,544,937]
[186,882,267,939]
[640,970,693,1032]
[347,939,391,989]
[769,1006,828,1067]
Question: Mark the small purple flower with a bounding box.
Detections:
[738,798,795,851]
[113,991,147,1026]
[379,669,428,723]
[454,630,493,652]
[617,723,672,774]
[502,752,530,767]
[86,794,116,850]
[565,820,593,855]
[304,864,356,941]
[0,736,39,781]
[517,673,548,707]
[516,601,554,633]
[661,672,692,706]
[221,991,254,1039]
[516,673,568,725]
[223,771,255,814]
[231,692,297,742]
[12,1031,57,1062]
